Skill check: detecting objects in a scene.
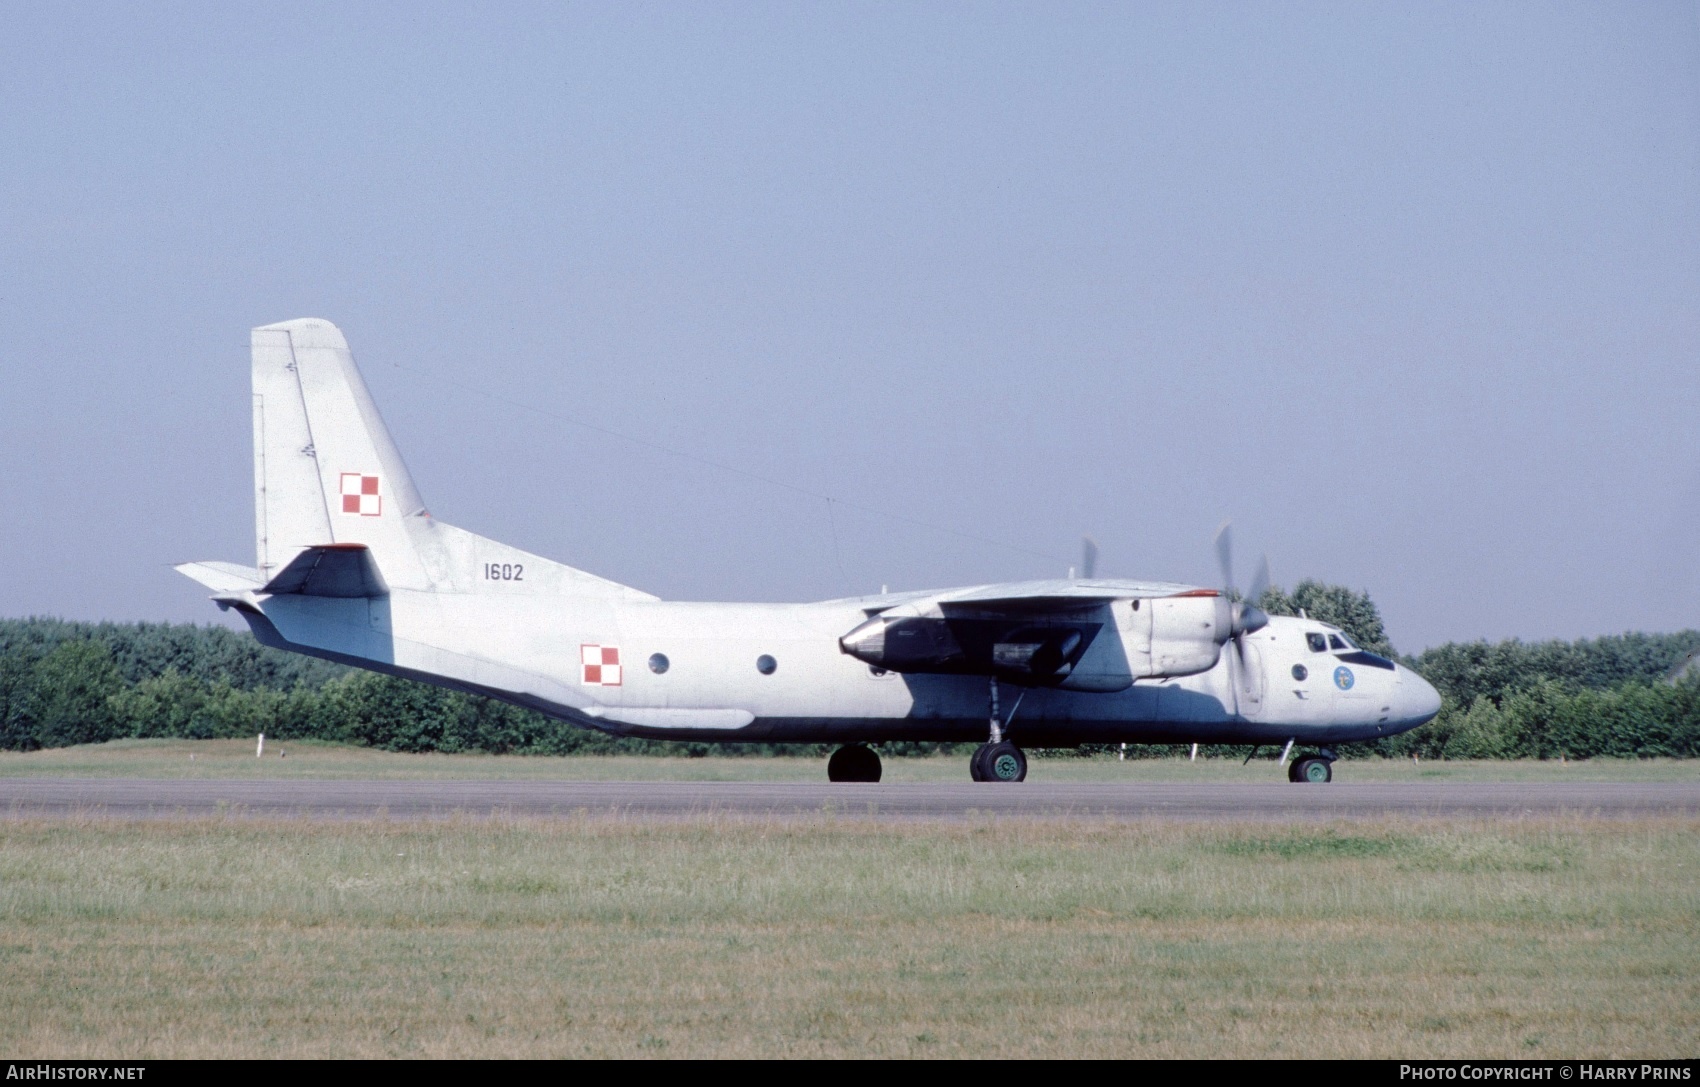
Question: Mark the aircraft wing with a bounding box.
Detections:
[868,578,1209,615]
[834,578,1208,616]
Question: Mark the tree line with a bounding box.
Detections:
[1257,582,1700,759]
[2,590,1699,759]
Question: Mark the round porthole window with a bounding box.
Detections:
[756,654,777,675]
[1291,663,1308,681]
[649,653,669,675]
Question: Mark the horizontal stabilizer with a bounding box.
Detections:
[261,544,388,598]
[175,561,264,593]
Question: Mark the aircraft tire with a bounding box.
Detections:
[1288,756,1332,784]
[978,741,1027,783]
[969,744,989,781]
[827,744,882,783]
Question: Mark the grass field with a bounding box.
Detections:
[1,812,1696,1058]
[4,738,1698,782]
[3,742,1695,1057]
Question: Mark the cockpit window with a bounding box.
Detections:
[1328,634,1348,650]
[1306,633,1328,653]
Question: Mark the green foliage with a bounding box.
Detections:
[106,670,292,741]
[29,641,124,748]
[312,672,561,753]
[0,646,44,750]
[1439,695,1517,760]
[1365,629,1700,760]
[1408,631,1700,705]
[1256,580,1393,656]
[0,617,345,691]
[1365,677,1700,760]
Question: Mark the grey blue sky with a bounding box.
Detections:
[2,2,1697,652]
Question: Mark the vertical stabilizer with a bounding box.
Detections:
[251,318,431,588]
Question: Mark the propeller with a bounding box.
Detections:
[1212,521,1270,630]
[1214,520,1234,595]
[1247,553,1270,611]
[1213,521,1271,715]
[1081,536,1099,580]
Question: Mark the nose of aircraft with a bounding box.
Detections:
[1396,666,1443,726]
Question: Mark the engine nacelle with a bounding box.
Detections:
[839,591,1249,688]
[1136,592,1232,678]
[838,608,965,672]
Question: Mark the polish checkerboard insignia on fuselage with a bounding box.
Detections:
[581,645,622,686]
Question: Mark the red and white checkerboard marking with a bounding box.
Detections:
[340,473,382,516]
[581,644,622,686]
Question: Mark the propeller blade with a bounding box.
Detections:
[1215,530,1269,720]
[1213,521,1234,594]
[1247,554,1270,608]
[1081,536,1099,580]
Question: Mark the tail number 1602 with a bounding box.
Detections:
[483,563,524,582]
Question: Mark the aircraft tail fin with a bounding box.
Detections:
[251,318,432,585]
[245,318,655,600]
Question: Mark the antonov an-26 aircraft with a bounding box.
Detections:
[179,319,1441,783]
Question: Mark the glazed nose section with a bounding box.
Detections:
[1396,667,1443,725]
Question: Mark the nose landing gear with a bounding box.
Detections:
[1287,753,1335,783]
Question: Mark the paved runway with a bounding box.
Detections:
[2,778,1697,821]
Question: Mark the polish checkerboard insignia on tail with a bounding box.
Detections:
[581,645,622,686]
[340,473,382,516]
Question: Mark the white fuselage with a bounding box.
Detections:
[237,588,1441,748]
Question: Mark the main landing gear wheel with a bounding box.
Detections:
[970,741,1027,783]
[1288,755,1333,783]
[827,744,882,783]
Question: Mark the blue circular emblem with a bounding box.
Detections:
[1334,666,1355,690]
